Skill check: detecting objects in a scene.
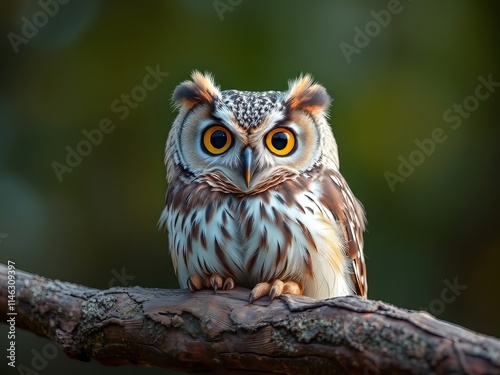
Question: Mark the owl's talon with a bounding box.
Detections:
[250,280,302,303]
[249,282,272,303]
[188,274,235,293]
[269,280,284,300]
[223,277,235,290]
[187,274,205,291]
[210,274,223,291]
[282,281,302,295]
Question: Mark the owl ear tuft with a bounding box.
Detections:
[285,74,331,115]
[172,71,221,109]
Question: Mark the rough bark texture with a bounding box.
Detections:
[1,264,499,374]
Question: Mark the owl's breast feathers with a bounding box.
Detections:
[160,168,367,299]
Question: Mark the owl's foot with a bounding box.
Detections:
[187,274,235,293]
[249,280,302,303]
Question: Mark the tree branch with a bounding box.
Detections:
[0,264,499,374]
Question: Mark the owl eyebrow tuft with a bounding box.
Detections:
[285,74,331,115]
[172,71,221,109]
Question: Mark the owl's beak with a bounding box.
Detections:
[241,146,253,188]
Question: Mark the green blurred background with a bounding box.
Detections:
[1,1,499,374]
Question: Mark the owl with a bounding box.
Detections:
[159,71,367,302]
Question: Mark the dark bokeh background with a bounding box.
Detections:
[1,1,499,374]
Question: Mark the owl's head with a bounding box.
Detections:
[165,71,339,194]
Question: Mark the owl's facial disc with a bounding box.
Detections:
[172,74,332,193]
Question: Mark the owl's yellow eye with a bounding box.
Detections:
[203,125,232,155]
[265,128,296,156]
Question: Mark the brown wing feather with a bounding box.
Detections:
[320,170,367,298]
